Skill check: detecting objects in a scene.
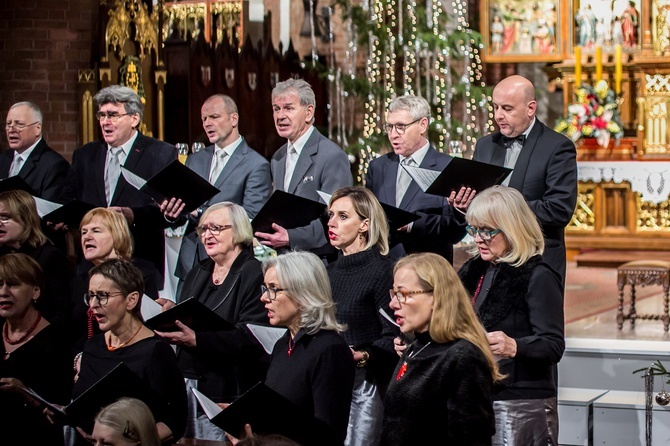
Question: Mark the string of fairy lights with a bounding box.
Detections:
[325,0,494,183]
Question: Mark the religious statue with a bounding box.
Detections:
[491,15,504,53]
[655,0,670,53]
[575,4,597,47]
[621,1,639,47]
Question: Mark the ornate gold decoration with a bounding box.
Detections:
[99,68,112,84]
[78,69,96,83]
[162,1,242,45]
[641,74,670,155]
[162,3,206,41]
[569,183,596,231]
[637,195,670,231]
[654,0,670,54]
[119,56,146,104]
[82,90,96,144]
[106,0,158,60]
[155,70,167,141]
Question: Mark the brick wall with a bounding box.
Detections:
[0,0,98,161]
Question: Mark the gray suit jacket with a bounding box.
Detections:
[271,128,352,251]
[174,138,271,280]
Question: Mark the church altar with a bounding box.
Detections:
[566,160,670,252]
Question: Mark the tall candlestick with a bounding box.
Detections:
[574,46,582,88]
[615,44,623,94]
[595,46,602,83]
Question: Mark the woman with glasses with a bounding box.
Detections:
[74,259,186,445]
[382,252,498,446]
[458,186,564,446]
[155,202,267,441]
[325,186,396,446]
[261,251,355,445]
[0,253,72,445]
[69,207,161,354]
[0,190,72,328]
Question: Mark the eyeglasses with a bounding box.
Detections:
[5,121,39,132]
[0,213,12,223]
[389,289,433,303]
[195,224,232,237]
[84,290,125,306]
[383,118,422,135]
[95,112,132,122]
[261,285,286,301]
[465,225,502,241]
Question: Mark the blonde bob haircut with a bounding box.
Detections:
[199,202,254,247]
[262,251,346,335]
[466,186,544,267]
[80,208,133,261]
[329,186,389,255]
[0,190,49,248]
[394,253,503,382]
[94,397,160,446]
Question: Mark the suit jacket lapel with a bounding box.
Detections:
[18,140,46,181]
[273,144,288,192]
[288,130,318,193]
[95,142,108,204]
[380,153,399,205]
[509,121,543,190]
[489,133,507,166]
[399,147,438,208]
[213,140,246,189]
[0,151,12,178]
[112,133,144,205]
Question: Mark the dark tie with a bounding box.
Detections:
[502,134,525,148]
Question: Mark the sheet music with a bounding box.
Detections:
[246,323,287,354]
[32,196,62,218]
[120,167,147,190]
[191,387,223,420]
[401,164,440,192]
[316,190,332,205]
[378,307,399,327]
[141,295,163,321]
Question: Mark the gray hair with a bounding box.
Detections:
[9,102,43,123]
[262,251,346,334]
[205,94,238,114]
[388,95,431,121]
[94,85,144,120]
[199,202,253,247]
[272,79,316,108]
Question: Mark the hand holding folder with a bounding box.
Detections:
[121,160,219,214]
[144,297,234,332]
[402,157,512,197]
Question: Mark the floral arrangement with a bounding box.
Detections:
[554,80,624,148]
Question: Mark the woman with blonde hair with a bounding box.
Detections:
[326,186,396,446]
[0,190,72,327]
[382,252,498,445]
[92,398,160,446]
[70,207,161,354]
[458,185,564,445]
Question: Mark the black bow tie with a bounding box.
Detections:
[502,134,525,148]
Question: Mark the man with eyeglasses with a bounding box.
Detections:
[365,95,466,263]
[452,75,577,282]
[2,102,70,202]
[255,78,352,258]
[63,85,178,277]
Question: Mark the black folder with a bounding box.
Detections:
[379,202,420,231]
[209,382,334,445]
[25,363,163,432]
[0,175,35,195]
[144,297,234,332]
[252,190,327,234]
[42,200,96,227]
[123,160,219,213]
[406,157,512,196]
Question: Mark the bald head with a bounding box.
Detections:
[492,75,537,137]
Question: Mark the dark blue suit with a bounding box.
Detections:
[365,146,466,262]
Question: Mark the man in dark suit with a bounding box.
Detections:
[161,94,271,286]
[255,78,352,254]
[365,95,466,262]
[2,101,70,202]
[466,75,577,282]
[63,85,178,277]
